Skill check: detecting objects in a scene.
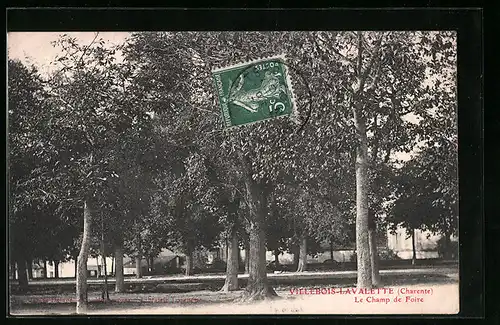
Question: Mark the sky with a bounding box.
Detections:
[7,32,131,76]
[8,31,416,163]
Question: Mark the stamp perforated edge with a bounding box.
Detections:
[211,53,300,129]
[280,54,301,126]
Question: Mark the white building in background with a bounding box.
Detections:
[12,256,118,280]
[387,227,458,260]
[11,225,456,280]
[259,225,456,264]
[387,227,440,259]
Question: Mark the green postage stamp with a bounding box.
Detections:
[212,55,296,129]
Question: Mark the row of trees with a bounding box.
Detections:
[8,31,458,312]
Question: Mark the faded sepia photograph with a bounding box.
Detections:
[8,30,458,315]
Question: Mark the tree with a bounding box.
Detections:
[16,33,149,313]
[150,150,222,276]
[120,31,282,298]
[388,142,458,262]
[309,31,458,288]
[186,31,356,297]
[219,195,244,292]
[387,31,457,263]
[8,59,54,291]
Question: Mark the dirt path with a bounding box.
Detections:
[10,282,459,315]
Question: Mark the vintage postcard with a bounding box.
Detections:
[8,30,459,315]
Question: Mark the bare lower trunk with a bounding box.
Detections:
[96,257,100,278]
[244,218,277,300]
[149,256,154,273]
[274,250,280,265]
[73,254,78,278]
[54,261,59,278]
[101,254,109,301]
[238,246,243,271]
[100,232,109,301]
[115,244,124,293]
[240,169,277,300]
[27,259,33,279]
[221,231,239,292]
[244,238,250,274]
[354,114,372,289]
[296,235,307,272]
[16,258,28,292]
[225,239,229,263]
[135,230,142,279]
[292,244,299,269]
[185,251,193,276]
[43,260,47,279]
[135,256,142,278]
[330,239,335,261]
[76,200,92,314]
[411,228,417,265]
[110,257,114,276]
[221,239,227,263]
[443,232,452,259]
[10,261,17,280]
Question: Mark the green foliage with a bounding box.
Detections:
[8,31,458,270]
[387,139,458,238]
[436,237,458,260]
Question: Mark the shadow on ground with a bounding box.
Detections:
[10,273,458,315]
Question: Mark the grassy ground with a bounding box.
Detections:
[10,270,459,315]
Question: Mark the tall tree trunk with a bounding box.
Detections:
[96,257,100,278]
[10,260,17,280]
[352,31,382,290]
[244,238,250,274]
[27,259,33,279]
[135,256,142,279]
[274,250,280,266]
[73,254,78,278]
[115,243,124,293]
[43,260,47,279]
[244,216,277,300]
[292,243,299,269]
[100,217,110,302]
[368,210,381,286]
[110,256,114,276]
[221,230,239,292]
[330,239,335,261]
[443,232,452,260]
[149,256,155,273]
[16,258,28,292]
[146,257,151,273]
[241,175,277,300]
[101,253,109,301]
[76,200,93,314]
[135,231,142,279]
[411,228,417,265]
[296,235,307,272]
[185,249,193,276]
[238,246,243,271]
[54,261,59,278]
[221,239,227,263]
[353,110,373,289]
